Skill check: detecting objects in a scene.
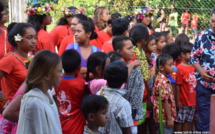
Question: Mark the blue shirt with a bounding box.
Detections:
[190,28,215,90]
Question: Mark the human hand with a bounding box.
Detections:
[167,118,174,128]
[131,60,141,67]
[176,102,181,110]
[200,70,215,82]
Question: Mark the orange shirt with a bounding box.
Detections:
[55,73,86,134]
[90,30,111,49]
[36,29,55,52]
[50,25,73,46]
[191,18,198,29]
[102,42,113,53]
[176,64,196,106]
[0,54,27,102]
[95,25,100,33]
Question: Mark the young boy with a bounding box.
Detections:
[81,94,109,134]
[55,49,86,134]
[102,18,129,53]
[97,61,133,134]
[191,15,199,40]
[175,43,196,132]
[153,54,176,134]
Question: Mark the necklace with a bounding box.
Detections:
[6,52,27,67]
[84,126,100,134]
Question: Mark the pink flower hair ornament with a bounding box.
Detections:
[24,3,54,16]
[62,7,86,16]
[136,7,156,20]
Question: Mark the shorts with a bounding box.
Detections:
[181,23,189,28]
[157,122,174,134]
[176,105,195,123]
[192,27,198,35]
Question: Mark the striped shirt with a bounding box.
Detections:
[97,87,133,134]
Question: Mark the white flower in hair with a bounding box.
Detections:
[14,33,23,41]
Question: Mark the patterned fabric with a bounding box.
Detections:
[190,28,215,90]
[176,105,195,123]
[97,87,133,134]
[0,92,7,107]
[0,114,16,134]
[153,73,177,122]
[124,66,144,121]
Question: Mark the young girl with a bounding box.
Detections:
[152,32,166,58]
[50,6,76,50]
[66,19,100,77]
[27,3,55,52]
[153,54,176,134]
[0,22,37,133]
[157,9,166,32]
[124,15,137,30]
[17,50,62,134]
[93,7,110,32]
[136,7,155,35]
[58,13,88,56]
[161,31,174,44]
[86,52,110,94]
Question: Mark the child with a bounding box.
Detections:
[175,43,196,132]
[81,94,109,134]
[86,52,110,94]
[151,32,166,58]
[124,15,137,29]
[153,54,176,134]
[102,18,129,53]
[97,61,133,134]
[93,7,110,32]
[55,49,86,134]
[191,15,198,40]
[175,33,189,47]
[108,51,124,62]
[161,31,174,44]
[66,19,100,77]
[17,50,62,134]
[27,3,55,52]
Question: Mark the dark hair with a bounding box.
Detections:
[27,3,49,33]
[180,42,193,54]
[81,94,108,120]
[111,13,121,20]
[175,33,189,47]
[78,19,98,40]
[212,7,215,16]
[129,24,149,46]
[147,35,155,43]
[86,52,109,81]
[8,22,35,47]
[161,31,171,43]
[104,61,128,88]
[151,32,164,43]
[57,6,77,26]
[124,15,135,23]
[61,49,81,73]
[112,35,130,51]
[112,18,129,36]
[26,50,61,92]
[156,54,173,69]
[73,13,88,21]
[0,1,4,20]
[108,51,123,62]
[162,43,181,61]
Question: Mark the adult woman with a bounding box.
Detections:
[157,9,166,32]
[180,9,190,34]
[17,50,62,134]
[27,3,55,52]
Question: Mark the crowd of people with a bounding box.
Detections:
[0,1,214,134]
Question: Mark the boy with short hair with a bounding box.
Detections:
[55,49,86,134]
[81,94,109,134]
[175,42,197,132]
[97,61,133,134]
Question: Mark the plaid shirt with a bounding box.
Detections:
[97,87,133,134]
[153,73,177,122]
[190,28,215,90]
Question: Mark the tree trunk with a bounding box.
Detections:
[8,0,27,23]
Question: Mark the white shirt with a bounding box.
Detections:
[17,88,62,134]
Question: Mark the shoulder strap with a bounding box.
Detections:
[92,45,97,52]
[73,43,78,50]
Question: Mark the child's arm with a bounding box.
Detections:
[163,99,174,128]
[121,127,132,134]
[127,60,141,76]
[175,84,181,109]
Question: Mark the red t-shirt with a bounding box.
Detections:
[50,25,73,46]
[0,28,11,59]
[90,31,111,49]
[95,25,100,33]
[102,42,113,53]
[0,54,27,102]
[176,64,196,106]
[55,73,86,134]
[191,18,198,28]
[181,13,190,24]
[36,29,55,52]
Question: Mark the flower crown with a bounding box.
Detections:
[136,8,155,20]
[25,3,54,16]
[62,7,86,16]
